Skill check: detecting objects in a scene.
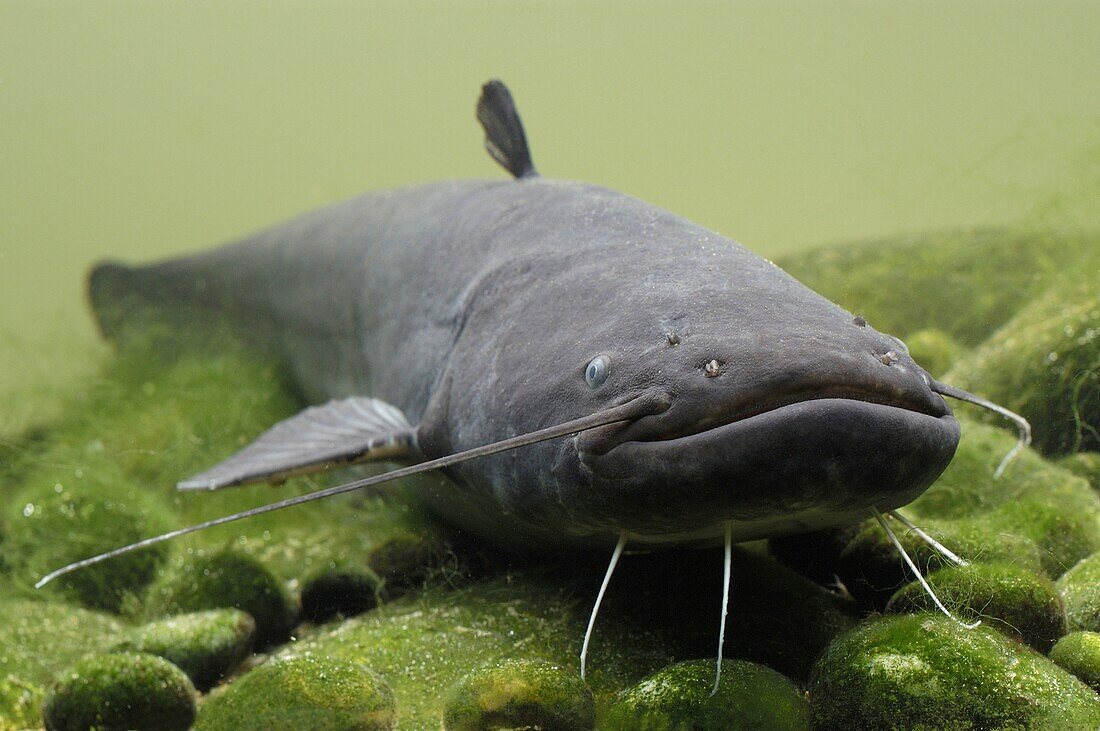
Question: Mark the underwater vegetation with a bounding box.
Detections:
[1,225,1099,729]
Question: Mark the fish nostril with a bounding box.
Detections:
[853,315,867,328]
[879,350,899,366]
[666,332,681,346]
[705,359,721,377]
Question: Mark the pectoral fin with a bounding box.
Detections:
[177,397,419,491]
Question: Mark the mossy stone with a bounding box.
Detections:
[111,609,256,691]
[1057,550,1100,632]
[278,573,675,728]
[194,655,395,731]
[144,548,297,648]
[606,659,809,731]
[809,614,1100,730]
[0,674,43,730]
[886,562,1067,652]
[4,485,170,613]
[300,563,380,623]
[366,532,446,599]
[1049,631,1100,692]
[42,652,196,731]
[902,328,965,378]
[1059,451,1100,493]
[904,420,1100,574]
[0,599,125,689]
[946,275,1100,456]
[444,658,594,730]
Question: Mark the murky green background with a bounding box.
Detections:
[2,1,1099,428]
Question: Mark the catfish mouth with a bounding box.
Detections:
[576,382,949,457]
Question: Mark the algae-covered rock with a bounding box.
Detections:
[778,227,1100,347]
[1050,631,1100,692]
[947,275,1100,456]
[111,609,255,691]
[300,563,380,623]
[367,531,448,600]
[277,549,847,726]
[1057,550,1100,633]
[278,573,675,728]
[0,599,125,689]
[809,614,1100,730]
[904,420,1100,573]
[886,562,1066,652]
[144,548,297,647]
[1060,451,1100,493]
[444,658,594,731]
[0,674,43,730]
[4,484,170,613]
[42,652,196,731]
[902,328,965,378]
[194,655,395,731]
[606,659,809,731]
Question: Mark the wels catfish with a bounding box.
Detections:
[41,81,1029,685]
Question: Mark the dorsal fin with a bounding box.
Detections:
[477,79,538,179]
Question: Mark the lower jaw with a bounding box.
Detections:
[575,398,959,541]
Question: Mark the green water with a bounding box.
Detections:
[2,1,1099,431]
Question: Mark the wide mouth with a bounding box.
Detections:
[577,382,948,457]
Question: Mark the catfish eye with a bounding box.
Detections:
[585,355,611,388]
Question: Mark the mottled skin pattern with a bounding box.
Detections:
[91,177,959,552]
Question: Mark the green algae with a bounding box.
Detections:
[144,547,297,648]
[606,659,810,731]
[194,655,395,731]
[300,563,381,623]
[274,549,853,727]
[367,530,450,600]
[444,658,595,731]
[1049,631,1100,693]
[778,227,1100,347]
[902,328,966,378]
[809,614,1100,731]
[1059,451,1100,493]
[0,599,125,690]
[1057,550,1100,633]
[0,331,415,577]
[4,482,170,613]
[42,652,196,731]
[275,572,676,729]
[111,608,256,691]
[0,674,43,731]
[946,274,1100,456]
[886,562,1066,652]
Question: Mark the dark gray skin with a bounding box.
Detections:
[91,172,958,553]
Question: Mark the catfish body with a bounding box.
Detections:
[91,174,958,552]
